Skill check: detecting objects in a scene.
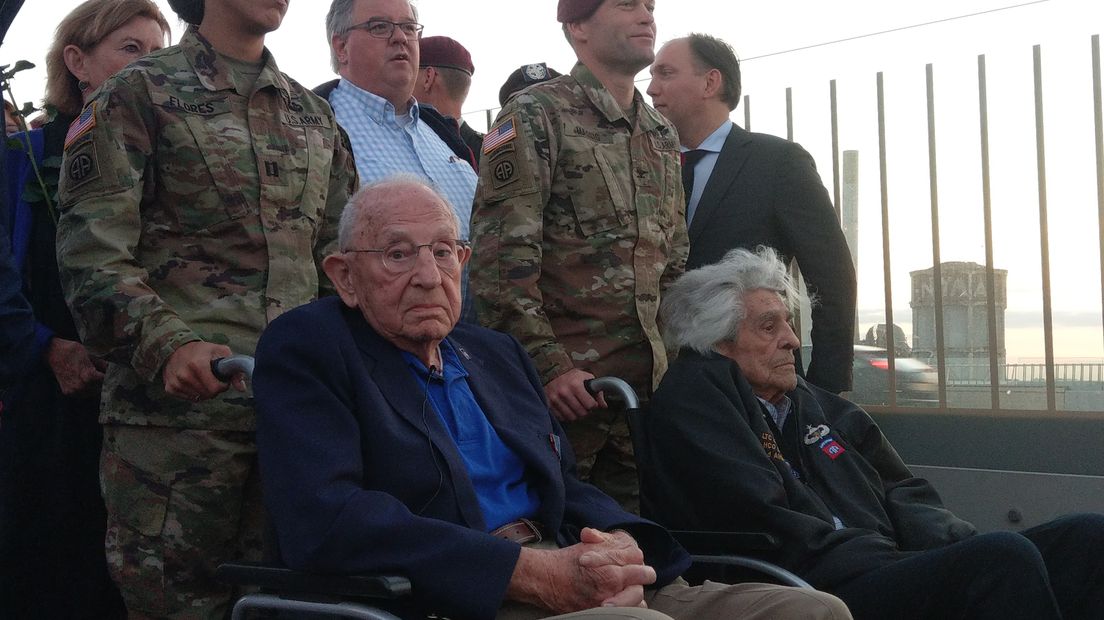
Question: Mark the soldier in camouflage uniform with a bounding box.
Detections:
[54,0,358,617]
[470,0,687,511]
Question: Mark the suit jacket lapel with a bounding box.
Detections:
[689,123,754,243]
[347,311,486,529]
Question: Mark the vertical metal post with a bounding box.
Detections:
[786,87,794,142]
[1093,35,1104,356]
[926,64,948,407]
[843,151,860,343]
[743,95,751,130]
[1033,45,1058,411]
[786,86,801,341]
[831,80,842,219]
[877,72,898,405]
[485,108,494,132]
[979,55,1002,409]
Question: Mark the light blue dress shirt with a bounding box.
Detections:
[684,121,734,225]
[329,79,477,239]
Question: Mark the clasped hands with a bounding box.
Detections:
[508,527,656,614]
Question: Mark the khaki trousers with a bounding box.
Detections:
[497,577,851,620]
[494,524,851,620]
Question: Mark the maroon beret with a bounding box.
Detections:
[419,36,475,76]
[557,0,604,23]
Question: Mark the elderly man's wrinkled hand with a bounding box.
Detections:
[507,527,656,614]
[577,527,645,569]
[46,337,105,396]
[574,525,649,608]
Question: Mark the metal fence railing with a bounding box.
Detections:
[463,34,1104,415]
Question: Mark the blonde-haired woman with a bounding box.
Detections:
[1,1,168,618]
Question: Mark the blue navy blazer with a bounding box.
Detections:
[0,138,35,389]
[254,296,690,620]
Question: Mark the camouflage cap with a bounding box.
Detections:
[557,0,604,23]
[167,0,204,25]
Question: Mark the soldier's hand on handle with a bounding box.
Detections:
[545,368,607,422]
[163,341,237,402]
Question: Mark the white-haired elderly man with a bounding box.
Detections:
[252,176,852,620]
[643,246,1104,620]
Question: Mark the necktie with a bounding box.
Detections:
[681,149,707,207]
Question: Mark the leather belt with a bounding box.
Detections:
[491,518,544,544]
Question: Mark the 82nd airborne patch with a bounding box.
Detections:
[64,139,100,190]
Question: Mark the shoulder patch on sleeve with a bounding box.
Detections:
[487,144,520,190]
[63,139,101,190]
[64,103,97,150]
[483,115,517,155]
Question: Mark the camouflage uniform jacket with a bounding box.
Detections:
[471,62,687,396]
[56,28,358,431]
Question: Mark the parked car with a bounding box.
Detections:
[803,344,938,407]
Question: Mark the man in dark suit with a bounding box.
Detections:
[253,174,850,620]
[647,33,856,393]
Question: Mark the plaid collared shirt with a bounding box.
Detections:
[329,79,477,240]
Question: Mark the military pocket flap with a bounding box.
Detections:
[183,114,255,221]
[593,145,631,214]
[568,144,628,236]
[102,450,170,538]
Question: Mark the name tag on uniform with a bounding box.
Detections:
[649,132,679,151]
[152,93,228,115]
[281,111,331,128]
[566,124,613,144]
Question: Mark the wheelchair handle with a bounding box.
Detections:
[211,355,256,382]
[583,376,640,409]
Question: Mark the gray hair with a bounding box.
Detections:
[337,173,457,251]
[660,246,806,355]
[326,0,419,73]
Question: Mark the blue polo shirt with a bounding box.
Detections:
[402,340,541,531]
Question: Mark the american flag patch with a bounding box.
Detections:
[482,117,516,155]
[64,103,97,149]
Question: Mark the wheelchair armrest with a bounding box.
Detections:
[689,554,813,589]
[216,562,412,600]
[670,530,781,554]
[673,532,811,589]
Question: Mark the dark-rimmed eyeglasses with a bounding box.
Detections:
[344,239,469,274]
[347,19,424,39]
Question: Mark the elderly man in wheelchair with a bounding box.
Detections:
[641,246,1104,620]
[246,175,850,619]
